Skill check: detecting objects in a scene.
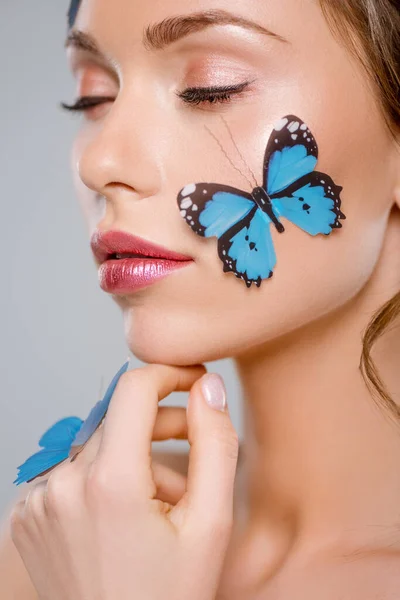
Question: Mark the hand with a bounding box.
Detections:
[9,364,239,600]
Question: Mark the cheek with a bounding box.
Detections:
[245,215,386,345]
[127,141,391,364]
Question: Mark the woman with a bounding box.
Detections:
[1,0,400,597]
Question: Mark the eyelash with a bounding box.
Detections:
[176,81,251,105]
[60,81,251,113]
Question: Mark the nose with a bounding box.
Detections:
[77,85,165,202]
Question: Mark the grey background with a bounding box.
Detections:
[0,1,242,517]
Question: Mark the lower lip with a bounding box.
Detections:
[98,257,193,294]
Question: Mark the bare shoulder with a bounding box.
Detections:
[351,551,400,599]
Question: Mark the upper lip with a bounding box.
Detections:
[90,229,194,264]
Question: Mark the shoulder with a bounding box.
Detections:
[290,549,400,600]
[350,551,400,599]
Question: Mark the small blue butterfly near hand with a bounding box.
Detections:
[13,359,130,486]
[177,115,346,288]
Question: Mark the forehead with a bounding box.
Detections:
[68,0,82,29]
[66,0,325,47]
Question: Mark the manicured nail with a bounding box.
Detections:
[201,373,227,412]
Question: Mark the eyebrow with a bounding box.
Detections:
[64,8,288,55]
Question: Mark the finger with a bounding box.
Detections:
[25,481,48,522]
[95,364,206,494]
[72,405,187,472]
[67,406,189,508]
[70,408,187,505]
[172,373,239,535]
[70,425,103,469]
[11,480,48,540]
[152,462,187,505]
[152,407,187,440]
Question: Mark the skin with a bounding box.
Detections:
[2,0,400,597]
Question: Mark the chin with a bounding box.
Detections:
[122,305,231,366]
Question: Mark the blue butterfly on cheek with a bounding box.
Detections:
[177,115,346,288]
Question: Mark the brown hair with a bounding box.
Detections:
[320,0,400,423]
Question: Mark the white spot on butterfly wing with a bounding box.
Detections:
[192,204,198,210]
[288,121,300,133]
[274,117,289,131]
[181,183,196,197]
[300,123,307,130]
[180,197,193,209]
[180,210,187,217]
[291,134,298,140]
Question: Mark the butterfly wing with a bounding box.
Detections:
[13,359,131,485]
[177,182,255,237]
[13,416,84,485]
[263,115,318,195]
[263,115,345,234]
[69,358,130,460]
[219,205,277,288]
[271,172,344,235]
[177,182,275,286]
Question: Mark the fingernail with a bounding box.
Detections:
[201,373,227,412]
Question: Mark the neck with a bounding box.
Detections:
[233,207,400,564]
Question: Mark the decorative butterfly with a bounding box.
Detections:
[177,114,346,288]
[13,358,130,486]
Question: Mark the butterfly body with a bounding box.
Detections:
[250,186,285,233]
[177,115,345,288]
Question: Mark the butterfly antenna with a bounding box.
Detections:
[203,124,255,190]
[219,114,259,188]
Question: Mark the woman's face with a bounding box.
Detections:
[67,0,399,365]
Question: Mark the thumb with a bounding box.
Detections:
[178,373,239,534]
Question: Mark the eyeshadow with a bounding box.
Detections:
[67,0,82,29]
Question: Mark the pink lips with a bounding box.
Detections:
[90,229,194,294]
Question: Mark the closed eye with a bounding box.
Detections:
[176,80,253,106]
[60,96,115,112]
[60,80,254,115]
